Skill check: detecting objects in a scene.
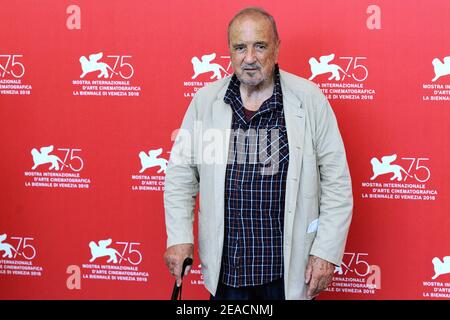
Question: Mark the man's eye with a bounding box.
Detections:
[235,46,245,52]
[256,44,266,50]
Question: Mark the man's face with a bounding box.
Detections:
[228,14,279,87]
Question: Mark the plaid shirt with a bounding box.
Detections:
[221,66,289,287]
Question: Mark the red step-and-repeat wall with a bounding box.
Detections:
[1,0,449,299]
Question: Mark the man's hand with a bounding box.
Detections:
[163,243,194,287]
[305,255,335,299]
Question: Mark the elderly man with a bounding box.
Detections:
[164,7,353,300]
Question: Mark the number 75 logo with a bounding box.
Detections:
[335,253,371,277]
[0,234,36,260]
[0,55,25,78]
[370,154,431,182]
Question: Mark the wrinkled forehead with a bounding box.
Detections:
[229,14,276,44]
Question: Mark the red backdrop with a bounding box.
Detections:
[1,0,449,299]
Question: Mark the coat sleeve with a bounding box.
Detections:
[309,98,353,266]
[163,95,200,248]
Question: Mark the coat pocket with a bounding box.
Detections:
[301,153,319,198]
[197,210,209,268]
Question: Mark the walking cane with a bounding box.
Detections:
[171,257,193,300]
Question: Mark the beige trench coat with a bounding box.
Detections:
[164,69,353,300]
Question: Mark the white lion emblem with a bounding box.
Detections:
[139,148,168,174]
[370,154,412,181]
[432,256,450,280]
[31,145,63,170]
[0,234,17,258]
[89,239,124,264]
[431,56,450,82]
[79,52,117,78]
[308,53,347,81]
[191,53,228,80]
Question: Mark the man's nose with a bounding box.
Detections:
[244,47,257,64]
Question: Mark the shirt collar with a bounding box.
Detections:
[224,64,283,111]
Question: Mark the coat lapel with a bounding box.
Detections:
[280,73,306,263]
[211,85,232,223]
